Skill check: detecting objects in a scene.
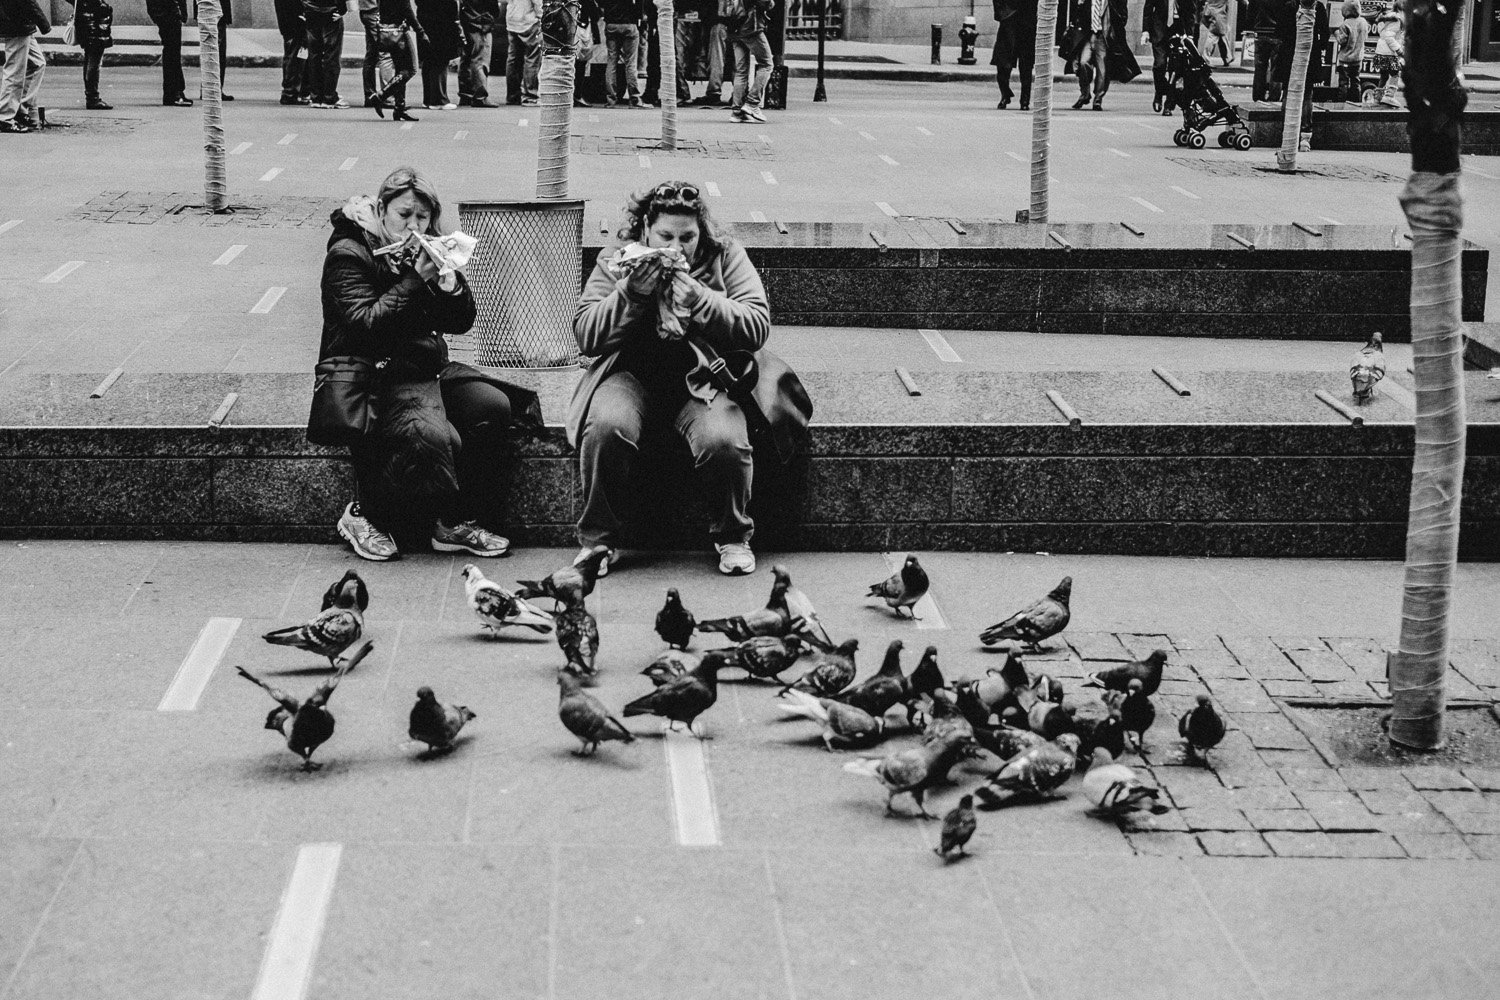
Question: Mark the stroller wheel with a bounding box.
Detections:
[1234,132,1252,151]
[1188,131,1206,150]
[1173,129,1188,147]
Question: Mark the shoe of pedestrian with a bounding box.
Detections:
[627,98,643,108]
[729,109,748,122]
[166,95,193,107]
[337,502,399,562]
[1019,100,1029,110]
[997,96,1010,109]
[715,542,756,576]
[86,98,113,110]
[604,100,619,108]
[473,99,501,108]
[281,95,310,105]
[309,100,333,109]
[1152,94,1163,113]
[425,102,458,110]
[223,94,235,101]
[0,118,34,133]
[574,545,616,578]
[521,98,539,106]
[13,112,38,129]
[331,98,351,109]
[1091,101,1103,111]
[1070,96,1088,110]
[393,107,420,121]
[431,519,510,557]
[573,97,590,107]
[742,107,766,123]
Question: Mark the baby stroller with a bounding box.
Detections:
[1164,33,1252,150]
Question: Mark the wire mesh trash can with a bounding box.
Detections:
[454,200,585,369]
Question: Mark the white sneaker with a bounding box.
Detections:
[715,542,755,576]
[742,107,766,123]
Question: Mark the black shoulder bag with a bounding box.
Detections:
[307,356,384,446]
[687,335,812,464]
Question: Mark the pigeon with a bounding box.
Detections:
[698,573,794,640]
[236,640,373,770]
[262,573,365,667]
[319,570,369,613]
[654,588,696,649]
[558,671,635,755]
[899,645,948,728]
[623,650,727,735]
[842,731,977,818]
[1350,331,1386,401]
[922,688,976,747]
[1179,694,1227,760]
[1024,698,1074,741]
[1031,673,1064,704]
[516,545,611,606]
[934,794,977,858]
[961,650,1031,721]
[1083,649,1168,697]
[777,688,886,751]
[777,638,859,698]
[555,595,600,676]
[1081,748,1164,816]
[975,733,1081,806]
[408,686,476,753]
[831,639,906,718]
[1119,678,1156,752]
[1075,710,1127,761]
[642,649,699,687]
[779,564,834,648]
[461,564,554,635]
[867,554,930,618]
[972,723,1047,762]
[979,576,1072,650]
[735,634,806,682]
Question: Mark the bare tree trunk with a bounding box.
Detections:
[197,0,227,211]
[1029,0,1058,221]
[1390,0,1468,751]
[1276,0,1314,172]
[658,1,677,150]
[536,0,579,198]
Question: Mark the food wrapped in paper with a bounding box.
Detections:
[606,242,693,340]
[374,229,479,277]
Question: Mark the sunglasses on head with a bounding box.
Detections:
[651,183,701,203]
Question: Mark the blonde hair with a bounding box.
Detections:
[375,166,446,242]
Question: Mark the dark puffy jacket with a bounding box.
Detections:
[68,0,114,48]
[318,209,477,375]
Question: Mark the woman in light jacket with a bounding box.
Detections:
[569,181,774,577]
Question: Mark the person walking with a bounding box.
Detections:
[303,0,349,108]
[1197,0,1229,66]
[318,166,541,562]
[602,0,640,107]
[369,0,422,119]
[570,181,808,577]
[504,0,540,104]
[1248,0,1283,102]
[1333,1,1369,103]
[990,0,1036,110]
[1372,0,1402,105]
[1065,0,1137,111]
[458,0,500,105]
[146,0,190,106]
[359,0,393,108]
[726,0,772,123]
[276,0,311,103]
[0,0,47,130]
[418,0,460,108]
[62,0,114,110]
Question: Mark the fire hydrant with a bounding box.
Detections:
[958,16,978,65]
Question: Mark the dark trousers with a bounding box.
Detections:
[642,16,659,102]
[151,14,186,101]
[215,17,228,86]
[352,375,513,529]
[280,29,308,98]
[421,42,452,105]
[1075,32,1109,103]
[303,14,344,103]
[82,45,104,100]
[459,28,492,100]
[1253,36,1283,101]
[361,15,395,101]
[994,30,1034,105]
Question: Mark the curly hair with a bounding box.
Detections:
[616,181,724,260]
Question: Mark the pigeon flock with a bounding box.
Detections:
[236,555,1228,856]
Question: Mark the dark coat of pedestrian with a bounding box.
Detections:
[145,0,190,105]
[990,0,1037,109]
[62,0,113,109]
[1063,0,1139,109]
[418,0,462,106]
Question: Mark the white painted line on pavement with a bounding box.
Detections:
[338,157,357,171]
[250,287,287,314]
[879,154,899,166]
[250,843,343,1000]
[749,211,768,222]
[1095,126,1118,135]
[518,118,529,126]
[1107,147,1131,158]
[259,168,283,182]
[157,617,241,711]
[89,368,124,399]
[214,244,247,266]
[828,116,843,124]
[919,328,963,363]
[400,122,415,130]
[1130,196,1163,213]
[882,552,947,630]
[277,133,296,145]
[705,181,721,196]
[639,154,652,168]
[758,133,772,143]
[1006,151,1025,162]
[0,219,20,235]
[664,726,720,846]
[39,261,85,283]
[1170,185,1201,200]
[230,141,252,154]
[761,170,778,185]
[455,130,468,139]
[875,201,898,216]
[1319,215,1343,225]
[917,126,933,135]
[858,130,875,140]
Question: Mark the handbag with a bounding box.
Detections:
[688,335,812,464]
[375,21,406,48]
[63,16,75,46]
[308,356,383,446]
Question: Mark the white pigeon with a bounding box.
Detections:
[1081,748,1164,816]
[461,564,554,635]
[1350,332,1387,401]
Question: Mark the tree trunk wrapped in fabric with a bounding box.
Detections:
[1389,0,1467,751]
[198,0,227,211]
[1276,0,1314,171]
[537,0,580,198]
[657,0,677,149]
[1028,0,1058,221]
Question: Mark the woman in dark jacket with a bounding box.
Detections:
[569,181,806,577]
[64,0,114,109]
[320,166,538,561]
